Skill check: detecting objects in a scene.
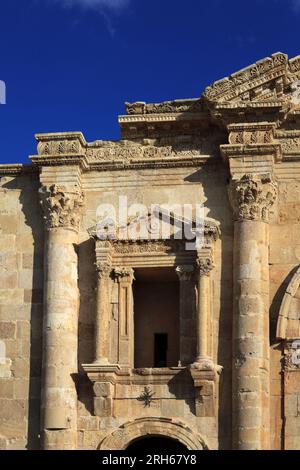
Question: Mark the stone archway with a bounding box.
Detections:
[99,417,208,450]
[277,265,300,340]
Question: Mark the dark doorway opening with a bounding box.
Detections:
[154,333,168,367]
[126,436,188,452]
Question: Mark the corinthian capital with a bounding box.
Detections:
[114,267,135,282]
[176,265,194,281]
[39,184,84,231]
[196,256,214,277]
[96,262,112,279]
[229,174,277,222]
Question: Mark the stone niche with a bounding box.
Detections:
[82,216,221,442]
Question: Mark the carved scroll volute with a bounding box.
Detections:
[39,184,84,232]
[229,174,277,222]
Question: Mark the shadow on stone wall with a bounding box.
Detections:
[77,238,96,415]
[3,174,44,450]
[185,160,233,450]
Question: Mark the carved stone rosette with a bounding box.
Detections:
[39,184,84,231]
[229,174,277,222]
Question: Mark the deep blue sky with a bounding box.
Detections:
[0,0,300,164]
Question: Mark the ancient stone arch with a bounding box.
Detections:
[277,265,300,340]
[98,417,209,450]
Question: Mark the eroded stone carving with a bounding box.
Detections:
[86,137,210,162]
[203,52,300,104]
[96,262,112,279]
[39,184,84,231]
[284,341,300,370]
[196,257,214,277]
[125,99,204,115]
[176,265,195,281]
[229,174,278,222]
[112,239,187,254]
[38,139,81,155]
[114,267,135,280]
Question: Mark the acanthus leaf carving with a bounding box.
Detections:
[196,256,214,277]
[114,267,135,281]
[229,174,277,222]
[39,184,84,231]
[96,262,112,279]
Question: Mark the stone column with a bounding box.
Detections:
[94,262,112,365]
[176,265,195,366]
[230,174,277,450]
[114,267,135,368]
[192,253,214,369]
[39,184,84,450]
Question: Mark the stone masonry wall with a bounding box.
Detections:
[0,173,44,450]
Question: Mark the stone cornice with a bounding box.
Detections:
[221,143,282,163]
[124,98,205,115]
[0,164,37,175]
[118,112,207,124]
[203,52,300,104]
[30,154,89,169]
[30,131,222,172]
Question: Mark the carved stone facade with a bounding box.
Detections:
[2,52,300,450]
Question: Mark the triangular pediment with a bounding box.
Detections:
[88,207,220,242]
[203,52,300,106]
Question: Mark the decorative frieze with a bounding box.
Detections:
[229,174,278,222]
[85,137,214,163]
[125,99,204,115]
[39,184,84,231]
[203,52,300,103]
[36,132,86,156]
[228,124,275,145]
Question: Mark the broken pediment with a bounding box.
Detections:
[203,52,300,107]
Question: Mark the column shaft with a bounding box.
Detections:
[197,273,210,359]
[233,219,270,450]
[41,228,79,450]
[94,267,111,364]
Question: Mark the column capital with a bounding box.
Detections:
[114,267,135,282]
[39,184,84,232]
[176,265,194,281]
[196,256,214,277]
[229,173,278,222]
[96,262,112,279]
